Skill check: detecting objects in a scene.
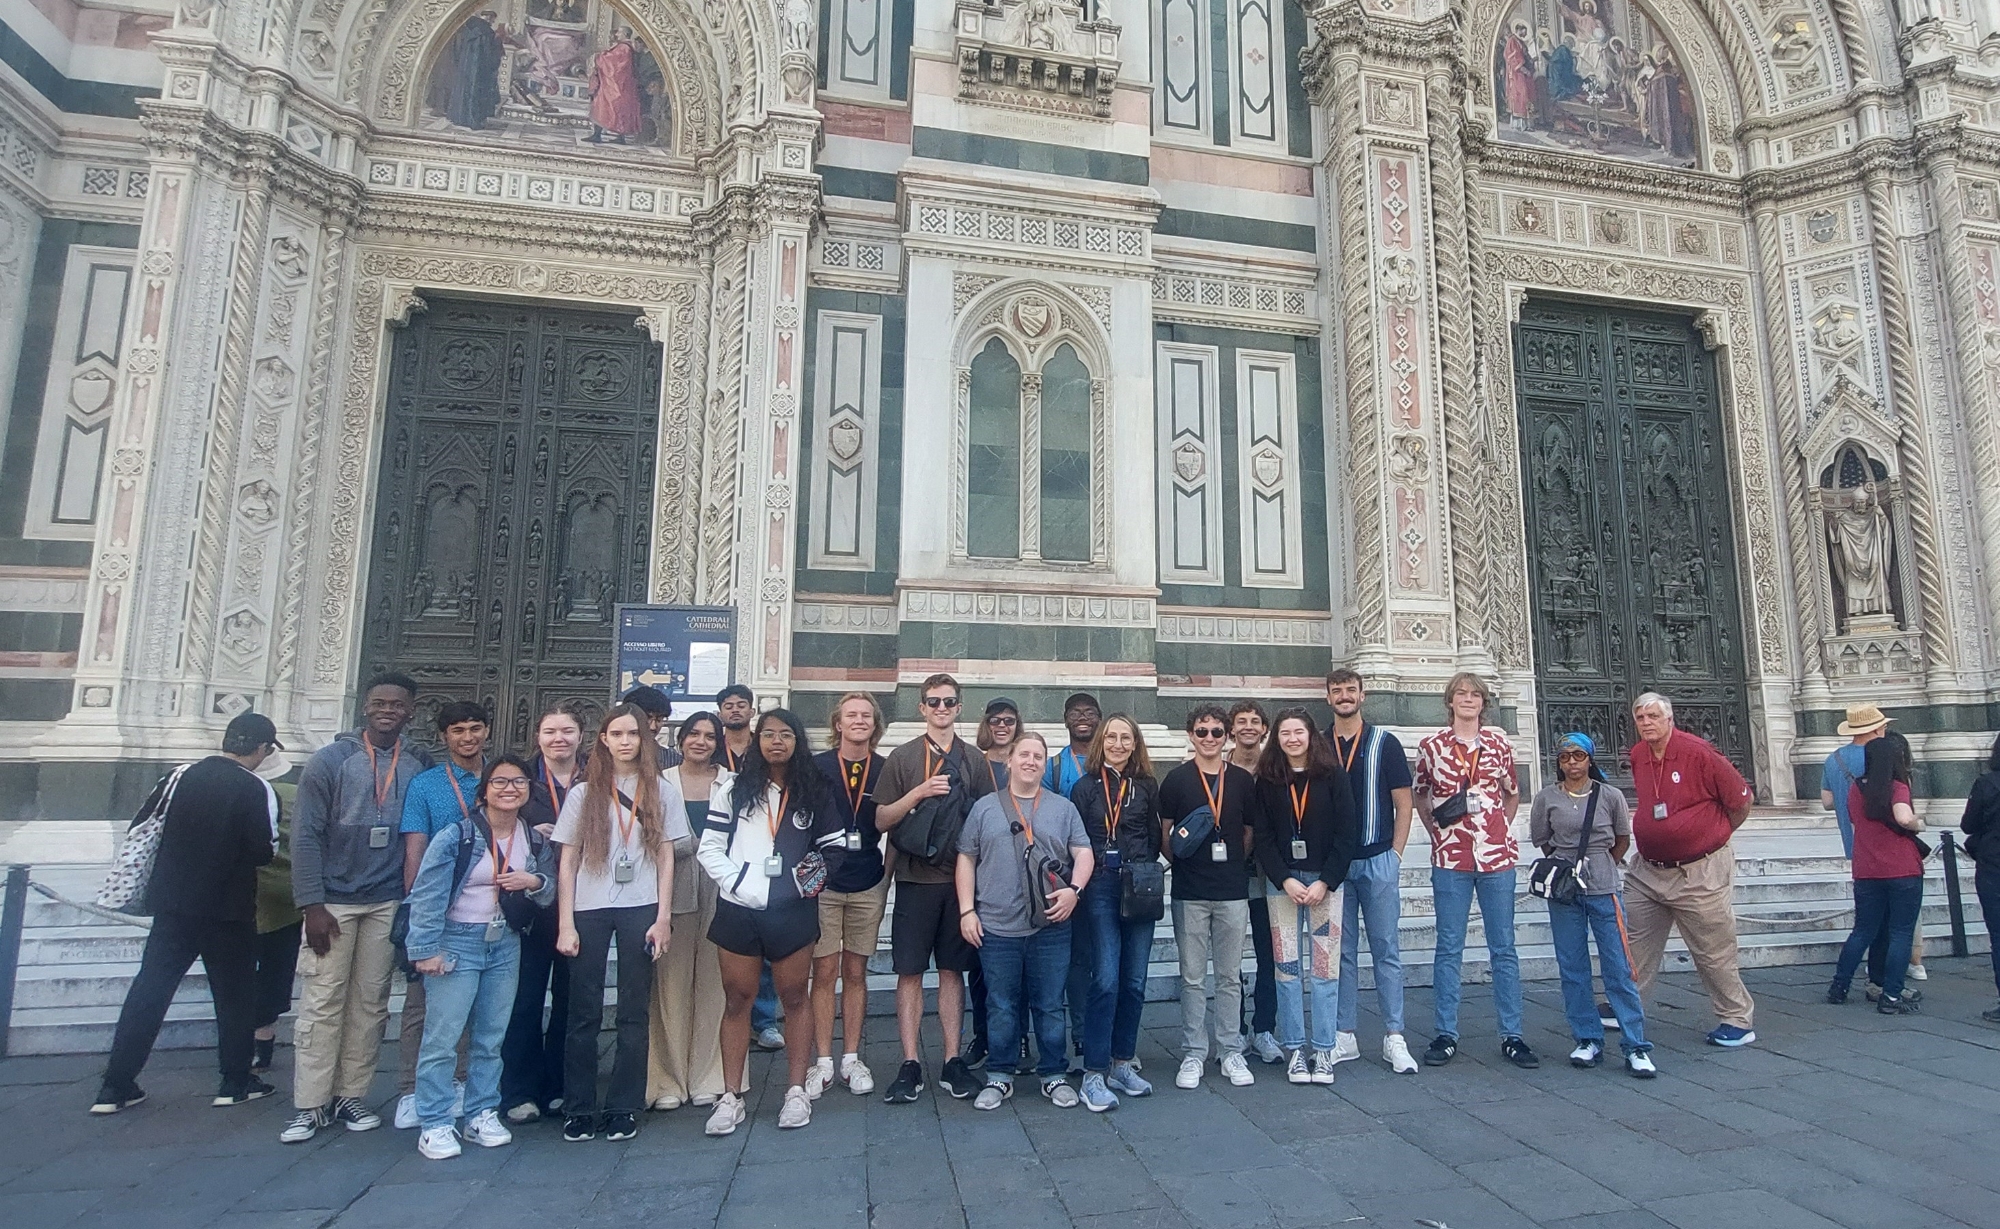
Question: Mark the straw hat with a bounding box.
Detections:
[1835,704,1893,737]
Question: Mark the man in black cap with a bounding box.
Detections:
[93,713,284,1114]
[1043,692,1100,798]
[620,684,682,768]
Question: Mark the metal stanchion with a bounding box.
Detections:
[1941,833,1969,959]
[0,864,30,1059]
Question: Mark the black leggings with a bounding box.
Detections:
[564,906,654,1115]
[254,922,302,1030]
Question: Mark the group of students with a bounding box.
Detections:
[114,662,1924,1154]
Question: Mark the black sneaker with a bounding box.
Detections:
[963,1039,989,1068]
[1501,1037,1540,1069]
[279,1105,330,1143]
[884,1060,924,1104]
[213,1076,278,1107]
[940,1056,980,1099]
[603,1112,638,1141]
[1878,991,1922,1016]
[1983,1005,2000,1024]
[1826,980,1850,1004]
[562,1114,597,1141]
[252,1037,276,1071]
[1597,1002,1620,1031]
[89,1083,145,1115]
[1423,1035,1457,1067]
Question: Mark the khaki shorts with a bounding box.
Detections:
[814,883,889,959]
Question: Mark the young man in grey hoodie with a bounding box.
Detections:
[280,672,432,1143]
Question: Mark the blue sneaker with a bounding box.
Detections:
[1705,1024,1756,1047]
[1105,1061,1152,1097]
[1079,1072,1118,1113]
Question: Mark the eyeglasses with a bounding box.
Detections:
[1192,726,1227,739]
[923,697,963,710]
[988,715,1017,727]
[487,777,531,791]
[1557,750,1589,761]
[760,728,798,741]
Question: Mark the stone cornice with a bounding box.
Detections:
[139,104,364,223]
[1470,137,1746,211]
[359,194,703,264]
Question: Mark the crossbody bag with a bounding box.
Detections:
[1528,784,1599,907]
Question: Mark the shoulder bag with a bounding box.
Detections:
[1528,784,1599,907]
[97,764,191,915]
[1119,860,1165,921]
[890,751,972,870]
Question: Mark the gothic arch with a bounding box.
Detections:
[953,279,1114,375]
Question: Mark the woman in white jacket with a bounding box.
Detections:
[697,707,844,1134]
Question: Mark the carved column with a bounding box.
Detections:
[1308,3,1460,687]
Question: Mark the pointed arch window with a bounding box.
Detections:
[957,324,1108,567]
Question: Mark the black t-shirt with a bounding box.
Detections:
[815,747,888,894]
[1158,760,1255,901]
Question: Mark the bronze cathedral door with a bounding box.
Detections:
[1513,301,1754,782]
[360,299,661,750]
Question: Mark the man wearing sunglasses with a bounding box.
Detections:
[1159,704,1258,1091]
[874,673,994,1104]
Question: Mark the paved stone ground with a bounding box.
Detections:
[4,958,2000,1229]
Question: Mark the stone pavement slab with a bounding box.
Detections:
[2,962,1998,1228]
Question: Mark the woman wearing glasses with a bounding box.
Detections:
[647,712,731,1111]
[1160,704,1259,1092]
[698,709,845,1133]
[402,755,556,1159]
[553,703,686,1143]
[1067,714,1161,1110]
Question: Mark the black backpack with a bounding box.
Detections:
[890,754,973,870]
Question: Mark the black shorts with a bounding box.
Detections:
[890,880,973,975]
[708,899,819,962]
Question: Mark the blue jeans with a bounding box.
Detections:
[753,964,779,1033]
[1547,893,1649,1054]
[979,924,1071,1082]
[1337,849,1405,1034]
[418,921,520,1128]
[1078,867,1154,1070]
[1430,866,1523,1041]
[1267,874,1341,1051]
[1836,876,1924,999]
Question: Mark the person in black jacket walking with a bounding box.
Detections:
[1252,709,1359,1087]
[92,713,283,1114]
[1959,732,2000,1024]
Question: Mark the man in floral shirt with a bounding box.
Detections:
[1413,673,1538,1070]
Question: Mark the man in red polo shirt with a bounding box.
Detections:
[1626,692,1757,1047]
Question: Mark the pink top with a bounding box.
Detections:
[448,827,524,924]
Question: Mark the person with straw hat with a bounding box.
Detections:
[1822,704,1927,987]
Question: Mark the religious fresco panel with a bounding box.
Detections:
[421,0,675,157]
[1492,0,1698,169]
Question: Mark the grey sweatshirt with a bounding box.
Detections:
[290,729,432,907]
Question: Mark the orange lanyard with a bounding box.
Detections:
[488,826,516,880]
[765,786,791,844]
[1288,778,1311,841]
[612,787,637,849]
[1100,770,1127,845]
[1335,731,1361,774]
[723,743,744,773]
[1007,788,1042,846]
[541,761,573,808]
[365,740,400,811]
[842,758,872,825]
[1197,767,1226,821]
[924,739,950,780]
[1452,739,1483,791]
[444,765,476,824]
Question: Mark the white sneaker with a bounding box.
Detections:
[463,1109,512,1148]
[1331,1031,1361,1065]
[1569,1040,1604,1068]
[704,1091,746,1136]
[417,1125,461,1159]
[778,1085,813,1129]
[841,1055,875,1096]
[1907,963,1928,981]
[1220,1053,1255,1087]
[1286,1050,1311,1084]
[1626,1050,1659,1079]
[505,1100,542,1124]
[806,1057,833,1101]
[394,1093,419,1130]
[1175,1056,1203,1090]
[1251,1031,1285,1064]
[1382,1034,1419,1075]
[651,1094,683,1111]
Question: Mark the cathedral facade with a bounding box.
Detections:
[1,0,1996,819]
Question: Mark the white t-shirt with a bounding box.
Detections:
[447,826,526,924]
[552,773,689,913]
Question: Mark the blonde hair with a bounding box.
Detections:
[827,690,886,751]
[1443,672,1492,713]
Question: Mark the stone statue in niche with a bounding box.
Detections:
[1827,481,1893,618]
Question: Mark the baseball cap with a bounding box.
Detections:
[984,696,1020,718]
[223,712,283,754]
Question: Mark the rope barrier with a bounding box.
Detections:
[26,879,152,929]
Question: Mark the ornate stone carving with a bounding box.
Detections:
[953,0,1122,119]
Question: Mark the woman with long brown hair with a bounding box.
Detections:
[646,711,730,1111]
[552,702,685,1143]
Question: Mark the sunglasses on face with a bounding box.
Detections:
[1193,726,1227,739]
[923,697,962,710]
[988,715,1017,727]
